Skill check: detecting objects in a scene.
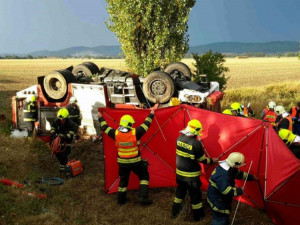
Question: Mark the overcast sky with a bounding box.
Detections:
[0,0,299,54]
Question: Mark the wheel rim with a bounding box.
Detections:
[169,70,185,81]
[49,78,62,92]
[150,79,167,96]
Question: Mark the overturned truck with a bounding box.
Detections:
[12,62,223,138]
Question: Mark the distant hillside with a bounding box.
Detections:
[29,46,122,57]
[26,41,299,57]
[189,41,299,54]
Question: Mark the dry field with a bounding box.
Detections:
[0,57,299,225]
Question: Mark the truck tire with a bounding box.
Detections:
[143,71,175,103]
[164,62,192,81]
[43,70,76,100]
[72,62,100,76]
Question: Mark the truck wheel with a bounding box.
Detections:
[143,71,175,103]
[72,62,100,76]
[43,70,76,100]
[164,62,192,81]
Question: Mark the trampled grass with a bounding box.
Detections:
[1,57,299,224]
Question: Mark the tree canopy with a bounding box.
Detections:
[106,0,196,76]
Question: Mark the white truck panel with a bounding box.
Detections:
[71,83,107,135]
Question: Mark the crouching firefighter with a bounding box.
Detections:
[97,109,154,205]
[172,119,218,221]
[207,152,258,225]
[50,108,76,175]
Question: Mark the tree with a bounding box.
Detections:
[105,0,196,76]
[192,51,229,91]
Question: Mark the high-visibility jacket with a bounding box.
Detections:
[291,106,299,118]
[278,129,296,146]
[207,166,253,215]
[263,108,277,125]
[176,134,212,182]
[115,129,139,159]
[23,101,37,122]
[278,115,293,131]
[98,113,154,165]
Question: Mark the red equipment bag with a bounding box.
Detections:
[66,159,83,177]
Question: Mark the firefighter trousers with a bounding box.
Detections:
[55,146,71,165]
[118,160,149,204]
[172,178,204,221]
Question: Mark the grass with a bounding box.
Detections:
[1,57,299,224]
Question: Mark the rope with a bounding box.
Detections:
[50,135,66,156]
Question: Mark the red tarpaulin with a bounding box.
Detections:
[100,105,300,225]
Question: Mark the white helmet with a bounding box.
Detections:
[275,105,285,115]
[69,96,77,104]
[268,101,276,109]
[226,152,245,168]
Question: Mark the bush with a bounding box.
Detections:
[192,51,229,91]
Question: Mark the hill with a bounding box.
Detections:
[25,41,299,57]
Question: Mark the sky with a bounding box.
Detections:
[0,0,299,54]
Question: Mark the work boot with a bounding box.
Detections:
[138,197,153,205]
[171,202,182,219]
[118,191,128,206]
[59,165,66,174]
[193,209,205,221]
[118,198,129,206]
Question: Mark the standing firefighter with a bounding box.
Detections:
[207,152,258,225]
[261,101,277,125]
[23,95,38,136]
[289,102,300,135]
[172,119,217,221]
[67,97,81,140]
[97,109,154,205]
[50,108,76,174]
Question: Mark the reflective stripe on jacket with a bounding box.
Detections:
[115,129,138,158]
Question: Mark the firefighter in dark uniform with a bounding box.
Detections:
[207,152,258,225]
[97,109,154,205]
[275,106,293,132]
[172,119,218,221]
[290,102,300,135]
[23,96,38,136]
[67,97,81,140]
[50,108,76,173]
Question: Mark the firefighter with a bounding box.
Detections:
[97,109,154,205]
[261,101,277,125]
[207,152,258,225]
[50,108,77,174]
[23,95,38,136]
[275,106,293,132]
[222,102,245,117]
[67,97,81,140]
[278,129,300,159]
[289,102,300,135]
[171,119,218,221]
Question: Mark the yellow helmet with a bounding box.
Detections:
[278,129,296,145]
[27,95,36,102]
[226,152,245,168]
[222,109,232,115]
[230,102,242,112]
[120,115,135,129]
[57,108,69,119]
[186,119,203,136]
